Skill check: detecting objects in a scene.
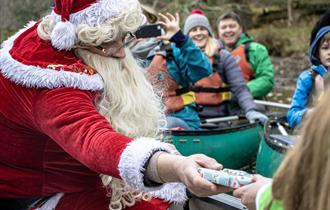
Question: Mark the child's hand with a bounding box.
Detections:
[158,13,180,41]
[314,75,324,100]
[233,175,272,210]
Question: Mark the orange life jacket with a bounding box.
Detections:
[231,43,254,82]
[192,51,231,106]
[145,54,195,113]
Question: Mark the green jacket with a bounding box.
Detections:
[234,34,274,98]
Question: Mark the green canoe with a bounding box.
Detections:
[256,120,295,177]
[164,119,264,169]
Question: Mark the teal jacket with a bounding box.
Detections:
[234,34,274,98]
[167,37,212,129]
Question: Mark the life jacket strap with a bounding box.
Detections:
[181,91,196,106]
[190,86,231,93]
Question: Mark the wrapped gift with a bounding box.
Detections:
[198,168,253,188]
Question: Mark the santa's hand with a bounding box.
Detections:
[158,153,231,197]
[233,175,272,210]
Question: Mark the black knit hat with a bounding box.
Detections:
[310,9,330,45]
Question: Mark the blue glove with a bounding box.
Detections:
[245,110,268,124]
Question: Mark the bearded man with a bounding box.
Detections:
[0,0,229,210]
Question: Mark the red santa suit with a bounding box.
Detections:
[0,7,186,210]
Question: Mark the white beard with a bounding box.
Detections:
[76,48,165,139]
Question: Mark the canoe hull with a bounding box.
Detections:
[256,138,284,177]
[256,121,295,177]
[164,121,264,169]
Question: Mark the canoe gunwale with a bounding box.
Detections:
[164,121,261,136]
[263,121,295,154]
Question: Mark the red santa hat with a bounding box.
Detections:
[50,0,141,50]
[0,0,143,91]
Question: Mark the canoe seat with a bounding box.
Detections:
[200,123,219,129]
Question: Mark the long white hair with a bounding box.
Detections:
[37,4,166,210]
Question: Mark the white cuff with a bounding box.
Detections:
[118,137,187,203]
[35,193,64,210]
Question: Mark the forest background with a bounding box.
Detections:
[0,0,329,103]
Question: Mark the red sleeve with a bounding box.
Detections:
[33,87,132,177]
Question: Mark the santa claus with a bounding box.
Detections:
[0,0,229,209]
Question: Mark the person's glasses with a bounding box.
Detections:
[122,32,137,48]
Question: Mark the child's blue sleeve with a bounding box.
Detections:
[287,71,314,128]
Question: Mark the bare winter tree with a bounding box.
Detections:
[287,0,293,26]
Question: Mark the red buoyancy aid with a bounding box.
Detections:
[193,51,231,106]
[145,54,195,113]
[231,44,254,82]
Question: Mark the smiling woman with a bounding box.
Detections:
[183,9,268,124]
[183,9,217,57]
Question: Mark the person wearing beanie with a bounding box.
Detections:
[0,1,231,210]
[183,10,213,36]
[287,11,330,129]
[183,9,268,124]
[217,12,274,99]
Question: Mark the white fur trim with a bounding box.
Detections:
[51,0,140,27]
[35,193,64,210]
[118,137,187,203]
[0,23,103,91]
[51,21,76,51]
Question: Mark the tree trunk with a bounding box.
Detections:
[287,0,293,26]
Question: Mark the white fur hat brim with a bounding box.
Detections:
[50,0,140,51]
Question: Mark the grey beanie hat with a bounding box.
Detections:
[183,14,213,36]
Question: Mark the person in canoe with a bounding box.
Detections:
[287,9,330,129]
[183,9,268,124]
[145,12,215,130]
[130,12,214,130]
[0,0,231,209]
[216,11,274,101]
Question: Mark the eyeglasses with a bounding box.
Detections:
[102,31,136,55]
[122,32,137,48]
[76,31,137,56]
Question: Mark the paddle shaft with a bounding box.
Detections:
[203,116,239,123]
[277,122,289,136]
[254,100,290,109]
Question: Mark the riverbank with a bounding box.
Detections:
[268,53,310,104]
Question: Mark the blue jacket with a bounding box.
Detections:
[167,34,212,129]
[287,26,330,128]
[287,65,327,128]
